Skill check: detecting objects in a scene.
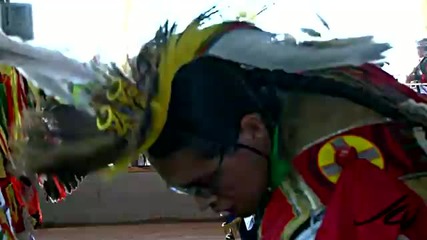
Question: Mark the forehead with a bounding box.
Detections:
[150,149,217,186]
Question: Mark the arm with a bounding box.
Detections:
[406,68,416,83]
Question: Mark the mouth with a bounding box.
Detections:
[216,206,235,218]
[219,211,231,218]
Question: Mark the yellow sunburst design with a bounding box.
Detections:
[317,135,384,184]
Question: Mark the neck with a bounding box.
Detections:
[279,92,385,160]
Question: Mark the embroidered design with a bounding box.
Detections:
[317,135,384,183]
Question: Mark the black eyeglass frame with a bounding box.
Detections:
[168,143,268,197]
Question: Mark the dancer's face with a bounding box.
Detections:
[151,114,270,217]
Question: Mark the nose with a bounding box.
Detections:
[194,195,218,211]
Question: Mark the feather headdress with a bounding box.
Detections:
[0,7,392,179]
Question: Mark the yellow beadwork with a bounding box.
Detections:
[136,14,228,154]
[93,9,233,159]
[106,79,147,109]
[91,10,255,177]
[96,105,135,137]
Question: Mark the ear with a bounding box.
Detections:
[238,113,270,152]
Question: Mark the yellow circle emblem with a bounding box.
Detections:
[317,135,384,183]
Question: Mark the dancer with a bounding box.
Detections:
[0,66,79,240]
[407,38,427,94]
[1,8,427,240]
[406,38,427,83]
[0,64,40,240]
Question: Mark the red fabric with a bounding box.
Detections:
[10,177,24,207]
[13,177,42,222]
[316,147,427,240]
[241,64,427,239]
[258,121,427,239]
[52,175,67,202]
[27,186,41,217]
[260,189,296,240]
[293,122,427,204]
[24,184,42,225]
[359,64,426,103]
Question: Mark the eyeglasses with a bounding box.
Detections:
[168,144,267,198]
[168,147,225,198]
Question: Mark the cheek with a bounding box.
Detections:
[220,152,268,197]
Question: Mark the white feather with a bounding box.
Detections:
[21,70,73,103]
[0,30,99,112]
[208,29,391,72]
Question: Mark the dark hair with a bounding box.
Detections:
[148,56,282,159]
[148,56,412,160]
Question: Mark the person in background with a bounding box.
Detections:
[406,38,427,94]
